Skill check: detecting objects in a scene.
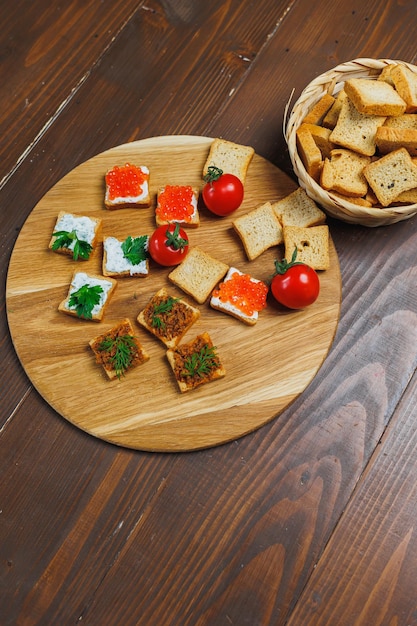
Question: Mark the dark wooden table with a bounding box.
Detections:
[2,1,417,624]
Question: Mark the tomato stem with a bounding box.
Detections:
[273,247,303,275]
[165,222,188,251]
[203,165,223,184]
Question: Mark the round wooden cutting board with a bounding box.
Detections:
[6,136,341,452]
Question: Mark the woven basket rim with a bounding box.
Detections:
[284,58,417,226]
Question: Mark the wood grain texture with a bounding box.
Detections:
[2,0,417,624]
[0,0,300,426]
[287,372,417,626]
[208,0,417,173]
[0,0,143,185]
[6,136,341,451]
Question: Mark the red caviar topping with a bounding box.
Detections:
[213,271,268,316]
[156,185,195,222]
[106,164,148,200]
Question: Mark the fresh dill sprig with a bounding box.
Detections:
[52,230,93,261]
[68,284,103,319]
[98,334,138,378]
[183,344,218,378]
[151,297,180,330]
[121,235,148,265]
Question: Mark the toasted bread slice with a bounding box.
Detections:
[89,318,150,380]
[390,64,417,113]
[302,93,335,125]
[283,225,330,271]
[375,126,417,156]
[383,113,417,129]
[166,332,225,393]
[295,125,323,181]
[104,164,150,209]
[320,148,370,197]
[363,148,417,206]
[322,89,347,129]
[102,235,149,277]
[298,123,336,159]
[137,288,200,348]
[168,247,228,304]
[58,271,117,321]
[377,64,397,87]
[344,78,406,116]
[232,202,283,261]
[330,192,373,207]
[272,187,326,227]
[210,267,268,326]
[330,96,386,156]
[49,211,102,261]
[393,188,417,203]
[203,138,255,184]
[155,185,200,228]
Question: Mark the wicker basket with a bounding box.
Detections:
[284,58,417,227]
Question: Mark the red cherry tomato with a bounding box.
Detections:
[202,166,244,216]
[270,249,320,310]
[149,223,189,266]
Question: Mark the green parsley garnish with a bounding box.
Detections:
[98,334,138,379]
[121,235,148,265]
[183,344,219,378]
[151,297,180,330]
[52,230,93,261]
[68,284,103,319]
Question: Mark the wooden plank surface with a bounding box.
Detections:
[6,136,340,451]
[0,0,143,184]
[2,0,417,624]
[287,372,417,626]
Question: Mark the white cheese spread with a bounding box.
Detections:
[66,272,113,315]
[54,213,97,249]
[103,237,149,275]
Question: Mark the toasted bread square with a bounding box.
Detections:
[344,78,406,116]
[330,192,373,207]
[89,318,149,380]
[295,125,323,181]
[390,64,417,113]
[322,90,347,129]
[203,138,254,184]
[155,185,200,228]
[375,126,417,156]
[102,235,149,277]
[302,93,335,125]
[383,114,417,130]
[272,187,326,227]
[168,247,228,304]
[363,148,417,206]
[104,164,150,209]
[377,64,397,87]
[283,225,330,271]
[210,267,268,326]
[329,96,386,156]
[320,148,370,197]
[137,288,200,348]
[392,188,417,203]
[232,202,283,261]
[49,211,102,261]
[58,272,117,321]
[166,332,225,393]
[298,123,336,159]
